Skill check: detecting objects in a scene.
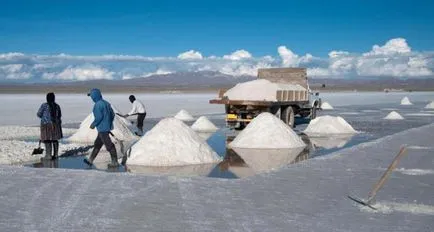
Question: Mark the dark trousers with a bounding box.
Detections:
[137,113,146,132]
[89,132,117,163]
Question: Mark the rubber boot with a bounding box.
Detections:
[52,141,59,160]
[43,142,52,160]
[107,147,119,168]
[84,147,101,166]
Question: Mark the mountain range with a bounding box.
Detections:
[0,71,433,93]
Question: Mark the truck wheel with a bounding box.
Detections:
[282,106,295,128]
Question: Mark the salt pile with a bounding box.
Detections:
[191,116,218,132]
[425,101,434,109]
[384,111,404,120]
[321,102,334,110]
[304,115,357,135]
[229,112,305,149]
[223,79,305,101]
[400,96,413,105]
[174,109,195,121]
[67,112,137,143]
[127,118,221,166]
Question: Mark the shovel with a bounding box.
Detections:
[109,132,133,166]
[31,140,44,155]
[348,146,407,210]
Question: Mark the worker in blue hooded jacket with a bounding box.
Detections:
[84,88,120,168]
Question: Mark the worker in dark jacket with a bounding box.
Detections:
[83,88,119,168]
[37,92,63,160]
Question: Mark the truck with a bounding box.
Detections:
[209,68,321,130]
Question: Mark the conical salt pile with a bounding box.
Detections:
[400,96,413,105]
[321,102,334,110]
[384,111,404,120]
[229,112,305,149]
[127,118,221,166]
[67,112,137,143]
[304,115,357,135]
[191,116,218,132]
[425,101,434,109]
[174,109,195,121]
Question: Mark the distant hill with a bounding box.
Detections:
[0,71,433,93]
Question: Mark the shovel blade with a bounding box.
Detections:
[348,195,377,210]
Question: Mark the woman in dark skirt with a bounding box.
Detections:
[37,92,63,160]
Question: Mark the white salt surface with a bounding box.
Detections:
[395,168,434,176]
[174,109,195,121]
[360,201,434,215]
[321,102,334,110]
[425,101,434,109]
[0,140,88,165]
[339,112,361,115]
[361,110,380,113]
[405,113,434,117]
[127,118,221,166]
[304,115,357,135]
[384,111,404,120]
[232,147,304,173]
[67,113,137,143]
[191,116,218,132]
[223,79,305,101]
[400,96,413,105]
[229,112,306,149]
[0,126,76,140]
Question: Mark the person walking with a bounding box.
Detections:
[37,92,63,160]
[121,95,146,136]
[83,88,120,168]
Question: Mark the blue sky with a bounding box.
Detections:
[0,0,433,82]
[1,0,433,56]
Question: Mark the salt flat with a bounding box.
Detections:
[1,92,434,126]
[0,122,433,231]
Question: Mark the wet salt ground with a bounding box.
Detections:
[28,101,434,178]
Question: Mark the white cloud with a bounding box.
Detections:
[0,64,32,79]
[0,37,432,82]
[278,46,300,67]
[177,50,203,60]
[364,38,411,56]
[143,69,173,78]
[307,68,330,77]
[43,65,114,81]
[223,50,252,60]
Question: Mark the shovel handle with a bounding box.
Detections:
[367,146,407,204]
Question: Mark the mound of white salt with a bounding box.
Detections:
[191,116,218,132]
[425,101,434,109]
[174,109,195,121]
[384,111,404,120]
[67,112,137,143]
[223,79,306,101]
[400,96,413,105]
[127,118,221,166]
[229,112,305,149]
[304,115,357,135]
[321,102,334,110]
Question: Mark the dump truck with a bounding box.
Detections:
[209,68,321,130]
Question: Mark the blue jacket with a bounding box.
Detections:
[89,89,115,132]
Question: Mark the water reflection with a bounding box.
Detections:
[32,158,59,168]
[125,163,216,177]
[218,147,309,178]
[306,135,354,150]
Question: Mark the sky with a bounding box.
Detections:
[0,0,433,82]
